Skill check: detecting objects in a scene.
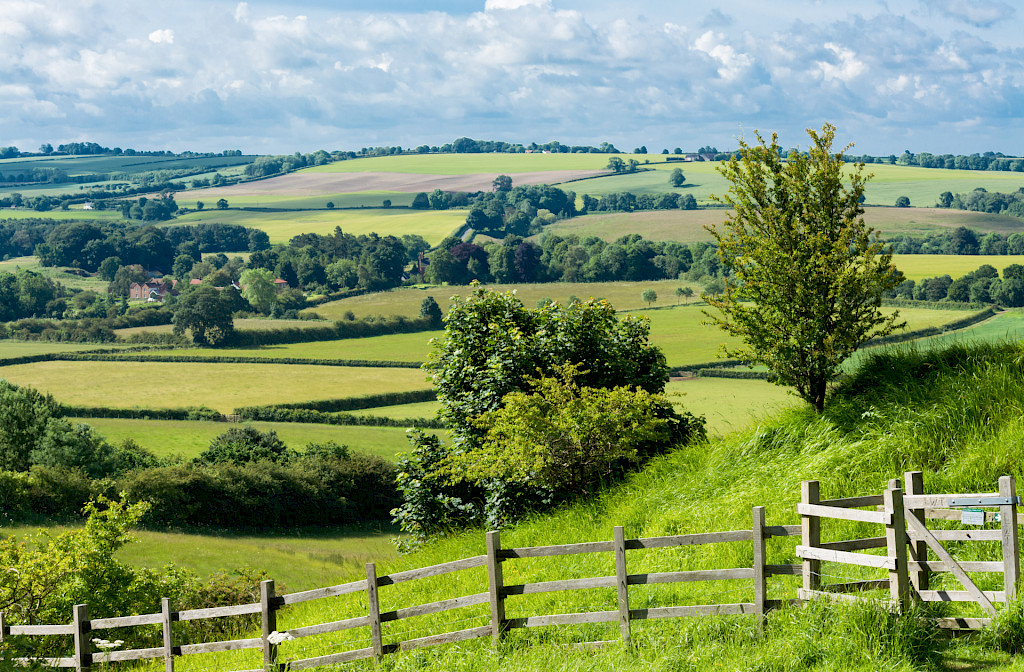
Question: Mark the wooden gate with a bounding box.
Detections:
[797,472,1020,631]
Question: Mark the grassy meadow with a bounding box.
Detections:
[666,377,798,437]
[170,207,464,244]
[77,417,438,460]
[131,332,440,362]
[0,340,119,359]
[0,255,111,291]
[0,361,432,413]
[891,254,1024,281]
[182,190,414,210]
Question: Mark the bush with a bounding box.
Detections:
[197,426,292,465]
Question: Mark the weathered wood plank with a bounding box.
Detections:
[766,564,802,576]
[905,471,929,593]
[766,525,801,537]
[903,509,997,616]
[820,537,887,552]
[379,556,486,586]
[934,617,992,630]
[397,625,493,652]
[506,611,619,628]
[486,530,505,643]
[630,603,758,619]
[501,541,614,558]
[177,603,261,621]
[818,495,884,509]
[916,590,1006,602]
[614,526,631,646]
[803,481,821,594]
[286,646,376,670]
[503,576,615,596]
[280,579,368,606]
[161,597,174,672]
[12,657,76,668]
[8,624,75,636]
[288,616,370,639]
[260,579,277,671]
[886,485,911,612]
[103,647,166,663]
[797,503,891,525]
[795,545,896,569]
[179,637,263,655]
[381,592,490,622]
[625,530,753,549]
[627,569,755,585]
[906,560,1004,573]
[73,603,90,671]
[903,494,997,508]
[1000,475,1020,603]
[366,563,383,659]
[909,529,1001,542]
[91,613,163,629]
[753,507,766,624]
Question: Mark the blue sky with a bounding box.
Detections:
[2,0,1022,155]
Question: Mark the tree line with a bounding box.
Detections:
[891,263,1024,306]
[885,226,1024,255]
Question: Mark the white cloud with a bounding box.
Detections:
[234,2,249,23]
[817,42,866,83]
[484,0,550,10]
[692,31,753,81]
[148,29,174,44]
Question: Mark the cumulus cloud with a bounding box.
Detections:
[148,28,174,44]
[927,0,1014,27]
[0,0,1022,154]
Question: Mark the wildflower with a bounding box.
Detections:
[92,638,124,650]
[267,631,295,645]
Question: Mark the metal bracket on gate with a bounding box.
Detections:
[948,496,1022,507]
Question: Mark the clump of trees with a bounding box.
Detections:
[392,286,704,539]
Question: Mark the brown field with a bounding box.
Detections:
[536,206,1024,244]
[191,170,605,200]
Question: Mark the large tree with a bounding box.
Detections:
[172,284,235,345]
[705,124,903,411]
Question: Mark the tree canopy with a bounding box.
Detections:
[705,124,903,411]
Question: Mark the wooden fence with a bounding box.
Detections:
[0,508,802,671]
[796,472,1020,631]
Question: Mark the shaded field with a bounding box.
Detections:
[892,254,1024,281]
[0,255,109,291]
[1,523,398,592]
[665,377,798,438]
[0,153,256,177]
[127,332,440,362]
[537,207,1024,244]
[0,361,432,413]
[0,208,122,220]
[113,317,334,337]
[308,279,705,321]
[170,208,464,244]
[77,417,439,461]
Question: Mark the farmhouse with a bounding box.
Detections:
[129,279,177,301]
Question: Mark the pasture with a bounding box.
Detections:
[308,279,704,321]
[0,361,432,413]
[536,206,1024,245]
[171,207,464,244]
[0,255,110,291]
[130,332,440,362]
[1,522,398,592]
[77,417,437,461]
[184,191,414,210]
[891,254,1024,281]
[0,340,117,360]
[666,377,798,437]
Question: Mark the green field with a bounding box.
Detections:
[666,377,797,437]
[1,522,398,592]
[308,280,704,321]
[77,417,438,461]
[0,255,110,291]
[0,207,123,220]
[0,361,431,413]
[304,152,627,174]
[113,317,334,337]
[184,191,414,210]
[171,208,464,244]
[891,254,1024,281]
[131,332,440,362]
[0,340,118,360]
[537,207,1024,245]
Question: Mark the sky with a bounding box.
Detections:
[2,0,1023,156]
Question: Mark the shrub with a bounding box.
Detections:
[197,426,293,465]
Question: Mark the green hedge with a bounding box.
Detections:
[234,405,446,428]
[696,368,770,380]
[60,405,225,421]
[224,315,436,347]
[881,298,992,310]
[249,389,438,413]
[59,353,422,368]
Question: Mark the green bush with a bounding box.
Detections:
[196,425,292,465]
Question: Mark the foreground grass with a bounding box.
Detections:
[76,417,440,460]
[0,361,431,413]
[114,339,1024,671]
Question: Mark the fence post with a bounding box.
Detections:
[366,563,383,659]
[801,481,820,594]
[1000,475,1020,603]
[161,598,175,672]
[485,531,506,644]
[613,526,631,646]
[260,580,279,671]
[884,485,910,613]
[0,610,5,648]
[752,506,767,624]
[73,603,91,672]
[904,472,928,593]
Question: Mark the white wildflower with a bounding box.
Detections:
[92,638,124,650]
[267,631,295,645]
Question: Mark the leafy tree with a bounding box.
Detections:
[326,201,335,209]
[0,380,61,471]
[172,284,235,345]
[492,174,513,192]
[411,192,430,209]
[196,200,205,210]
[29,418,116,479]
[642,288,658,305]
[669,167,686,187]
[419,296,443,327]
[705,124,903,411]
[606,156,626,173]
[675,286,693,304]
[97,256,121,282]
[216,198,229,209]
[197,426,291,465]
[239,268,276,314]
[895,195,911,208]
